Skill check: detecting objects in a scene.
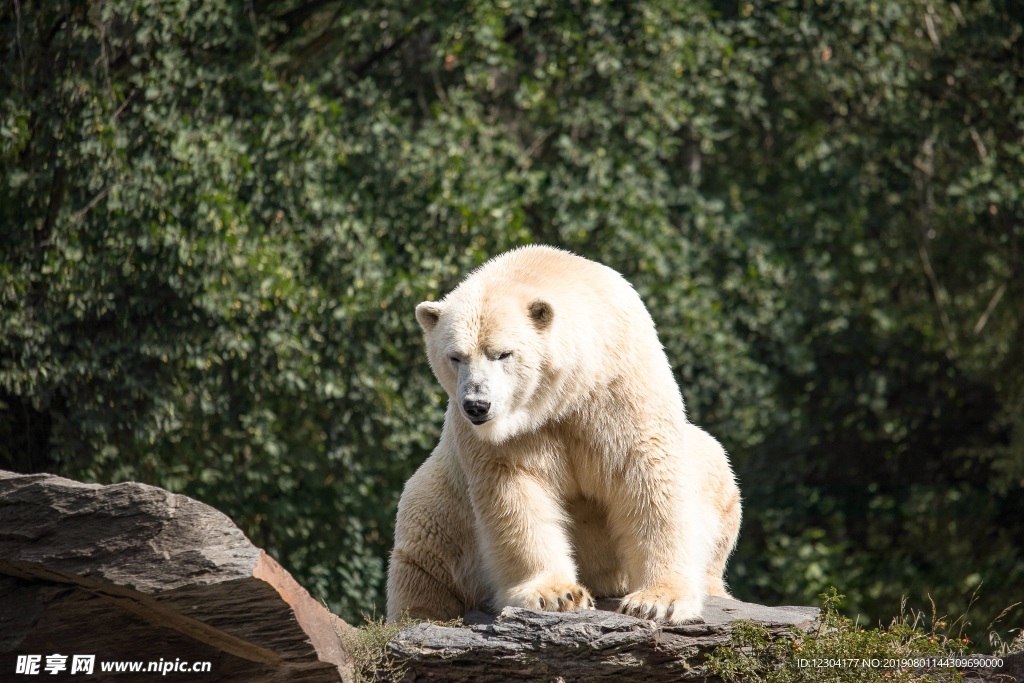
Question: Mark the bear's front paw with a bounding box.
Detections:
[618,586,703,623]
[503,580,596,613]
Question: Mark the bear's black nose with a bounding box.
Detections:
[463,400,491,421]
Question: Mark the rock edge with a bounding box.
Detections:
[0,470,353,683]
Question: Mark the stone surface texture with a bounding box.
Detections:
[389,596,819,682]
[391,597,1023,682]
[0,470,353,682]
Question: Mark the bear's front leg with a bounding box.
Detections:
[609,449,713,623]
[471,466,595,613]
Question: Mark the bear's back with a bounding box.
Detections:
[465,245,634,308]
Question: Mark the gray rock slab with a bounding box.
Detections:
[0,470,353,683]
[389,596,819,682]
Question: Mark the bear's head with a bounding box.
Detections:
[415,293,556,443]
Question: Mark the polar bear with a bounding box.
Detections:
[386,245,741,623]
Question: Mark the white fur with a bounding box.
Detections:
[388,246,742,623]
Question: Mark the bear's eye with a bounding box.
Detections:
[498,351,513,360]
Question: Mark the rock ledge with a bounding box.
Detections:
[0,470,353,683]
[389,596,818,681]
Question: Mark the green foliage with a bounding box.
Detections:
[1,0,1022,639]
[706,589,968,682]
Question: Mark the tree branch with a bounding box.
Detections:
[973,283,1007,336]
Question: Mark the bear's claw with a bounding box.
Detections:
[618,586,702,623]
[509,581,595,613]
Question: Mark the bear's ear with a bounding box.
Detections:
[528,300,554,329]
[416,301,444,332]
